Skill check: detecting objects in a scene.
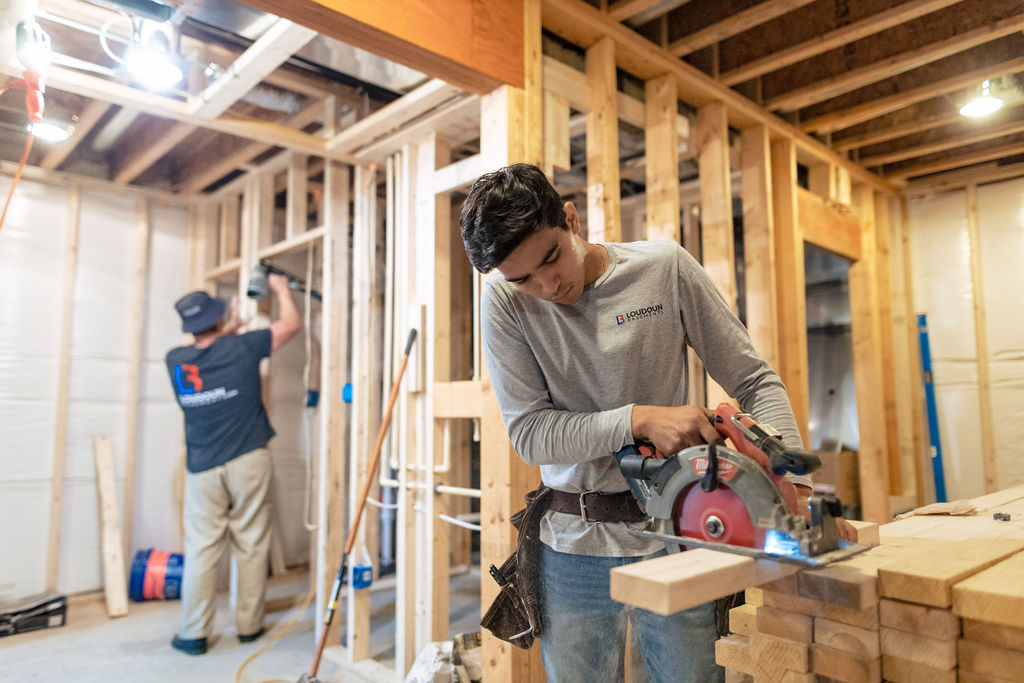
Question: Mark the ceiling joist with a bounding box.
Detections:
[861,117,1024,168]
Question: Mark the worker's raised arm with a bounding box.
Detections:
[268,273,301,351]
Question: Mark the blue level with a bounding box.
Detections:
[917,314,947,503]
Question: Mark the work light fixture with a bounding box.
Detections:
[960,80,1004,118]
[100,14,184,90]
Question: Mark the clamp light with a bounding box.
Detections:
[960,80,1004,118]
[100,14,184,90]
[15,20,52,72]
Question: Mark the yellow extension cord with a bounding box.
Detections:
[234,581,318,683]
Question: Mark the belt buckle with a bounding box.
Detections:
[579,490,602,525]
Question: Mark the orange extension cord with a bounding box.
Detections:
[0,132,34,234]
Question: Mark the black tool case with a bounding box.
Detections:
[0,590,67,637]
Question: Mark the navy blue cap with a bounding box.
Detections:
[174,291,226,334]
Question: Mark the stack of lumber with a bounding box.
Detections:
[711,485,1024,682]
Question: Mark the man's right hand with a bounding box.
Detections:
[631,404,724,456]
[268,272,290,293]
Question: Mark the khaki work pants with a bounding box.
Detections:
[179,447,272,640]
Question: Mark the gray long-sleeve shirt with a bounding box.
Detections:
[481,240,807,556]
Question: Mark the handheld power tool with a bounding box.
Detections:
[616,403,868,567]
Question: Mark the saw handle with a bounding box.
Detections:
[711,403,821,476]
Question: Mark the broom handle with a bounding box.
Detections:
[309,328,417,677]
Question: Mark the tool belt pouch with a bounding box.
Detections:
[480,485,552,650]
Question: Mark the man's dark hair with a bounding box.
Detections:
[460,163,567,273]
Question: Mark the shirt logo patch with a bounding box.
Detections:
[614,303,664,325]
[174,364,203,394]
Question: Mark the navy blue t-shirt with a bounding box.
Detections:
[166,329,275,473]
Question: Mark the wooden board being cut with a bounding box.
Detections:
[952,550,1024,629]
[609,548,796,615]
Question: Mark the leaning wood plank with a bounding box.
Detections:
[952,550,1024,629]
[881,654,957,683]
[877,539,1024,607]
[609,549,797,615]
[958,639,1024,680]
[880,626,956,669]
[94,435,129,617]
[879,598,961,640]
[962,618,1024,652]
[46,185,81,591]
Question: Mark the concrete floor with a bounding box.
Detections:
[0,569,482,683]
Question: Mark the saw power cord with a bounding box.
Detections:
[0,131,34,234]
[234,581,317,683]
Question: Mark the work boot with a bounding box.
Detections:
[238,626,265,643]
[171,634,207,655]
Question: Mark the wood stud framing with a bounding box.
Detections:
[585,37,622,243]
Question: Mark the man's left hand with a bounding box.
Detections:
[795,485,858,542]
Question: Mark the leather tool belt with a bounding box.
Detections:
[548,489,647,523]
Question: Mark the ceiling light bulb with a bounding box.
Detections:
[27,121,72,142]
[16,20,52,72]
[960,80,1004,118]
[125,45,184,88]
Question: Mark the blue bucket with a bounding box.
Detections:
[129,549,184,601]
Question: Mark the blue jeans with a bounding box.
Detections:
[539,544,723,683]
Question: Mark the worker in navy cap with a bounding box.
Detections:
[165,275,300,655]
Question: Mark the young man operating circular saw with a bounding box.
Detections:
[460,163,855,682]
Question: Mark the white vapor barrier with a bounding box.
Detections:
[0,176,190,599]
[975,178,1024,488]
[0,177,70,601]
[134,204,190,555]
[908,190,985,500]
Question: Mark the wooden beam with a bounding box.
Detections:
[719,0,964,87]
[897,197,928,505]
[668,0,818,58]
[859,118,1024,168]
[40,100,110,171]
[179,101,325,195]
[607,0,665,22]
[766,15,1024,112]
[45,184,80,591]
[542,91,571,178]
[94,435,129,617]
[121,198,150,566]
[316,161,350,648]
[327,80,464,155]
[188,20,317,118]
[433,380,485,419]
[741,125,777,368]
[906,159,1024,196]
[0,62,357,163]
[770,139,810,446]
[542,56,651,132]
[478,84,544,683]
[886,140,1024,181]
[352,94,480,164]
[848,185,890,522]
[113,123,194,185]
[801,56,1024,134]
[833,110,967,153]
[874,194,901,496]
[965,184,997,493]
[434,154,484,195]
[285,154,309,239]
[540,0,897,195]
[585,37,622,243]
[611,549,798,615]
[241,0,523,94]
[698,101,734,410]
[796,188,861,261]
[524,0,544,168]
[644,73,680,243]
[953,549,1024,630]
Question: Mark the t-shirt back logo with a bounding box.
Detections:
[614,303,664,325]
[174,364,203,394]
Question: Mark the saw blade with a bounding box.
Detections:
[627,526,870,567]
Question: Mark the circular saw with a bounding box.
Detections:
[616,403,869,567]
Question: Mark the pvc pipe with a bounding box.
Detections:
[434,484,481,499]
[438,514,481,532]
